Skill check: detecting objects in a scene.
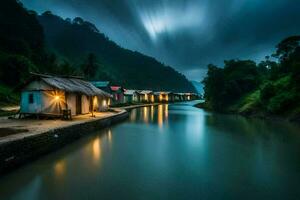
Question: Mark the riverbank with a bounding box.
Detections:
[0,103,158,174]
[195,102,300,124]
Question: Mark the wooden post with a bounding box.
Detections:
[91,96,95,117]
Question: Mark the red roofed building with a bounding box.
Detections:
[110,86,125,104]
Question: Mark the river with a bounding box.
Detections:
[0,101,300,200]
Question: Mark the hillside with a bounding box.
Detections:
[0,0,47,106]
[198,36,300,122]
[38,12,196,92]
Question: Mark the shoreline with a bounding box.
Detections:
[0,103,159,175]
[194,102,300,124]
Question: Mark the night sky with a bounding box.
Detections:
[21,0,300,81]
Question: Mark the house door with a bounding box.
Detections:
[76,94,82,115]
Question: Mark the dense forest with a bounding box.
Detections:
[0,0,195,106]
[199,36,300,121]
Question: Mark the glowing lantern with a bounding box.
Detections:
[55,96,60,101]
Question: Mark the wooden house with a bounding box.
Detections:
[110,86,125,104]
[19,74,111,117]
[91,81,111,93]
[173,93,184,102]
[137,90,154,103]
[124,89,139,103]
[154,92,173,102]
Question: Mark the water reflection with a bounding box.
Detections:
[143,107,149,123]
[158,105,163,127]
[92,137,101,163]
[1,102,300,200]
[107,129,112,142]
[130,104,169,128]
[130,109,137,122]
[54,159,66,178]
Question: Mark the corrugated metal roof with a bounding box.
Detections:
[124,89,137,95]
[91,81,110,88]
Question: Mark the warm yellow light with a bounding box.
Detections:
[54,160,65,177]
[159,94,162,101]
[93,138,101,162]
[145,94,148,101]
[103,99,107,106]
[166,95,169,101]
[151,95,154,102]
[55,96,60,101]
[93,97,98,106]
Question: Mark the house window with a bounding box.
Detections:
[29,93,34,104]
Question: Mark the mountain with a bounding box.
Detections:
[38,12,196,92]
[0,0,46,86]
[191,81,204,95]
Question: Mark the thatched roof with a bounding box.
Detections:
[26,73,112,97]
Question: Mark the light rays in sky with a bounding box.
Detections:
[137,2,205,41]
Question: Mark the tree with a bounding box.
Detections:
[81,53,98,80]
[274,36,300,62]
[73,17,84,25]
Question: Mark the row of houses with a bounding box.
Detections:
[91,81,199,104]
[19,74,199,118]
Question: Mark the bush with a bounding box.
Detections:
[0,53,37,86]
[267,91,296,114]
[260,82,276,104]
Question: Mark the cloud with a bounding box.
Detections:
[21,0,300,81]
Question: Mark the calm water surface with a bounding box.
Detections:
[1,101,300,200]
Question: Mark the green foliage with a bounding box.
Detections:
[267,90,296,114]
[202,60,260,111]
[0,84,19,106]
[236,90,261,115]
[0,53,38,86]
[81,53,98,80]
[260,82,276,104]
[202,35,300,119]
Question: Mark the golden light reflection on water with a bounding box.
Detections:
[129,105,169,128]
[143,107,149,123]
[150,106,154,122]
[165,104,169,118]
[92,137,101,163]
[108,129,112,142]
[54,159,66,178]
[158,105,163,128]
[130,109,137,122]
